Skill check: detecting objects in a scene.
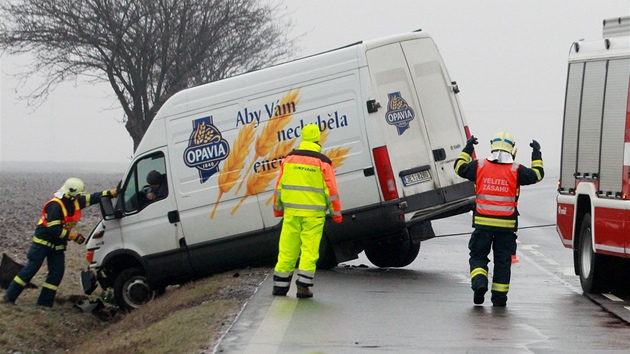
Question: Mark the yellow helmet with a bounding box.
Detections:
[61,177,86,197]
[301,124,321,143]
[490,131,515,153]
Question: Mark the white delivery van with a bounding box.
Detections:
[85,30,476,310]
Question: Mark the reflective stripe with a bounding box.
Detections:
[455,152,472,173]
[492,282,509,293]
[511,162,519,171]
[470,267,488,279]
[273,271,293,288]
[331,211,342,217]
[476,204,514,212]
[282,203,327,211]
[297,270,314,286]
[477,194,515,203]
[33,236,66,250]
[273,205,284,211]
[14,276,26,286]
[327,195,339,202]
[283,185,325,194]
[474,216,516,228]
[42,282,59,291]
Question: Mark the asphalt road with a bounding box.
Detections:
[214,177,630,353]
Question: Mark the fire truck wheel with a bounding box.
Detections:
[577,213,610,293]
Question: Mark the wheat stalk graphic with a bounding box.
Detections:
[234,88,300,195]
[210,122,255,219]
[233,138,297,214]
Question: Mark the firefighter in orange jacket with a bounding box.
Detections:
[272,124,342,298]
[454,131,543,307]
[2,178,118,307]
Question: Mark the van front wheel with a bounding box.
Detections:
[114,267,157,311]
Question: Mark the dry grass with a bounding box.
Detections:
[0,167,270,353]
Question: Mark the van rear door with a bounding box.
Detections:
[365,36,467,203]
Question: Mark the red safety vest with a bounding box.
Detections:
[474,159,519,229]
[38,197,82,230]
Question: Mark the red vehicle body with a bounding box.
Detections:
[556,16,630,293]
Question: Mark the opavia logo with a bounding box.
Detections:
[385,92,415,135]
[184,116,229,183]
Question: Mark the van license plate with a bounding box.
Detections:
[402,170,431,186]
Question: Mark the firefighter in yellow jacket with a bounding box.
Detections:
[272,124,342,298]
[454,131,544,307]
[2,178,118,307]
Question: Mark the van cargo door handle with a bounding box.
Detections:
[168,210,180,224]
[433,148,446,162]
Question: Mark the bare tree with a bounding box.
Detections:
[0,0,297,150]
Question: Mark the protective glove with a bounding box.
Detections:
[463,135,478,154]
[333,215,343,224]
[109,188,119,198]
[529,139,541,152]
[68,232,85,244]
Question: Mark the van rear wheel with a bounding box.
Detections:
[364,233,420,268]
[114,267,158,311]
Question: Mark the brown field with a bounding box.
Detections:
[0,167,269,353]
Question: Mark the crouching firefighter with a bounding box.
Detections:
[2,178,118,307]
[272,124,343,298]
[454,131,544,307]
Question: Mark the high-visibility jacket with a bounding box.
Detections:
[273,141,342,221]
[474,159,519,229]
[34,191,108,249]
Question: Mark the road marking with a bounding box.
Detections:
[544,258,560,266]
[242,284,298,354]
[624,306,630,312]
[602,293,623,302]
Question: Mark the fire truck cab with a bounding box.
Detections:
[556,16,630,293]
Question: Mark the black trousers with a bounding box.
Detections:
[468,229,516,303]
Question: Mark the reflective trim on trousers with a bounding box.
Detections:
[273,271,292,288]
[42,282,59,291]
[470,267,488,279]
[296,269,315,287]
[492,282,510,293]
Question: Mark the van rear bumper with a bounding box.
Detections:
[328,182,475,244]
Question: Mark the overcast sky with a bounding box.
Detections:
[1,1,628,173]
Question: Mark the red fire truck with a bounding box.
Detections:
[556,16,630,293]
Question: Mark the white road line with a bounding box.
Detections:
[242,295,298,354]
[602,293,623,302]
[624,306,630,312]
[544,258,560,266]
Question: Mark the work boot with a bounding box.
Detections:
[1,294,15,305]
[296,286,313,299]
[491,292,507,307]
[473,287,487,305]
[272,286,289,296]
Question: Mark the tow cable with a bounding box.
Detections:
[434,223,556,238]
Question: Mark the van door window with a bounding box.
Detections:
[122,153,168,213]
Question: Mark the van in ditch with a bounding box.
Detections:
[85,30,476,310]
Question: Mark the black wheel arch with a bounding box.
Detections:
[97,249,150,289]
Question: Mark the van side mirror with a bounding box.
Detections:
[99,195,122,220]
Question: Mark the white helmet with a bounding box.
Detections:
[490,131,515,154]
[61,178,86,197]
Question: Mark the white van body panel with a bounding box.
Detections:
[86,31,475,308]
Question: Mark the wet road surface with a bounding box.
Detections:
[215,178,630,353]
